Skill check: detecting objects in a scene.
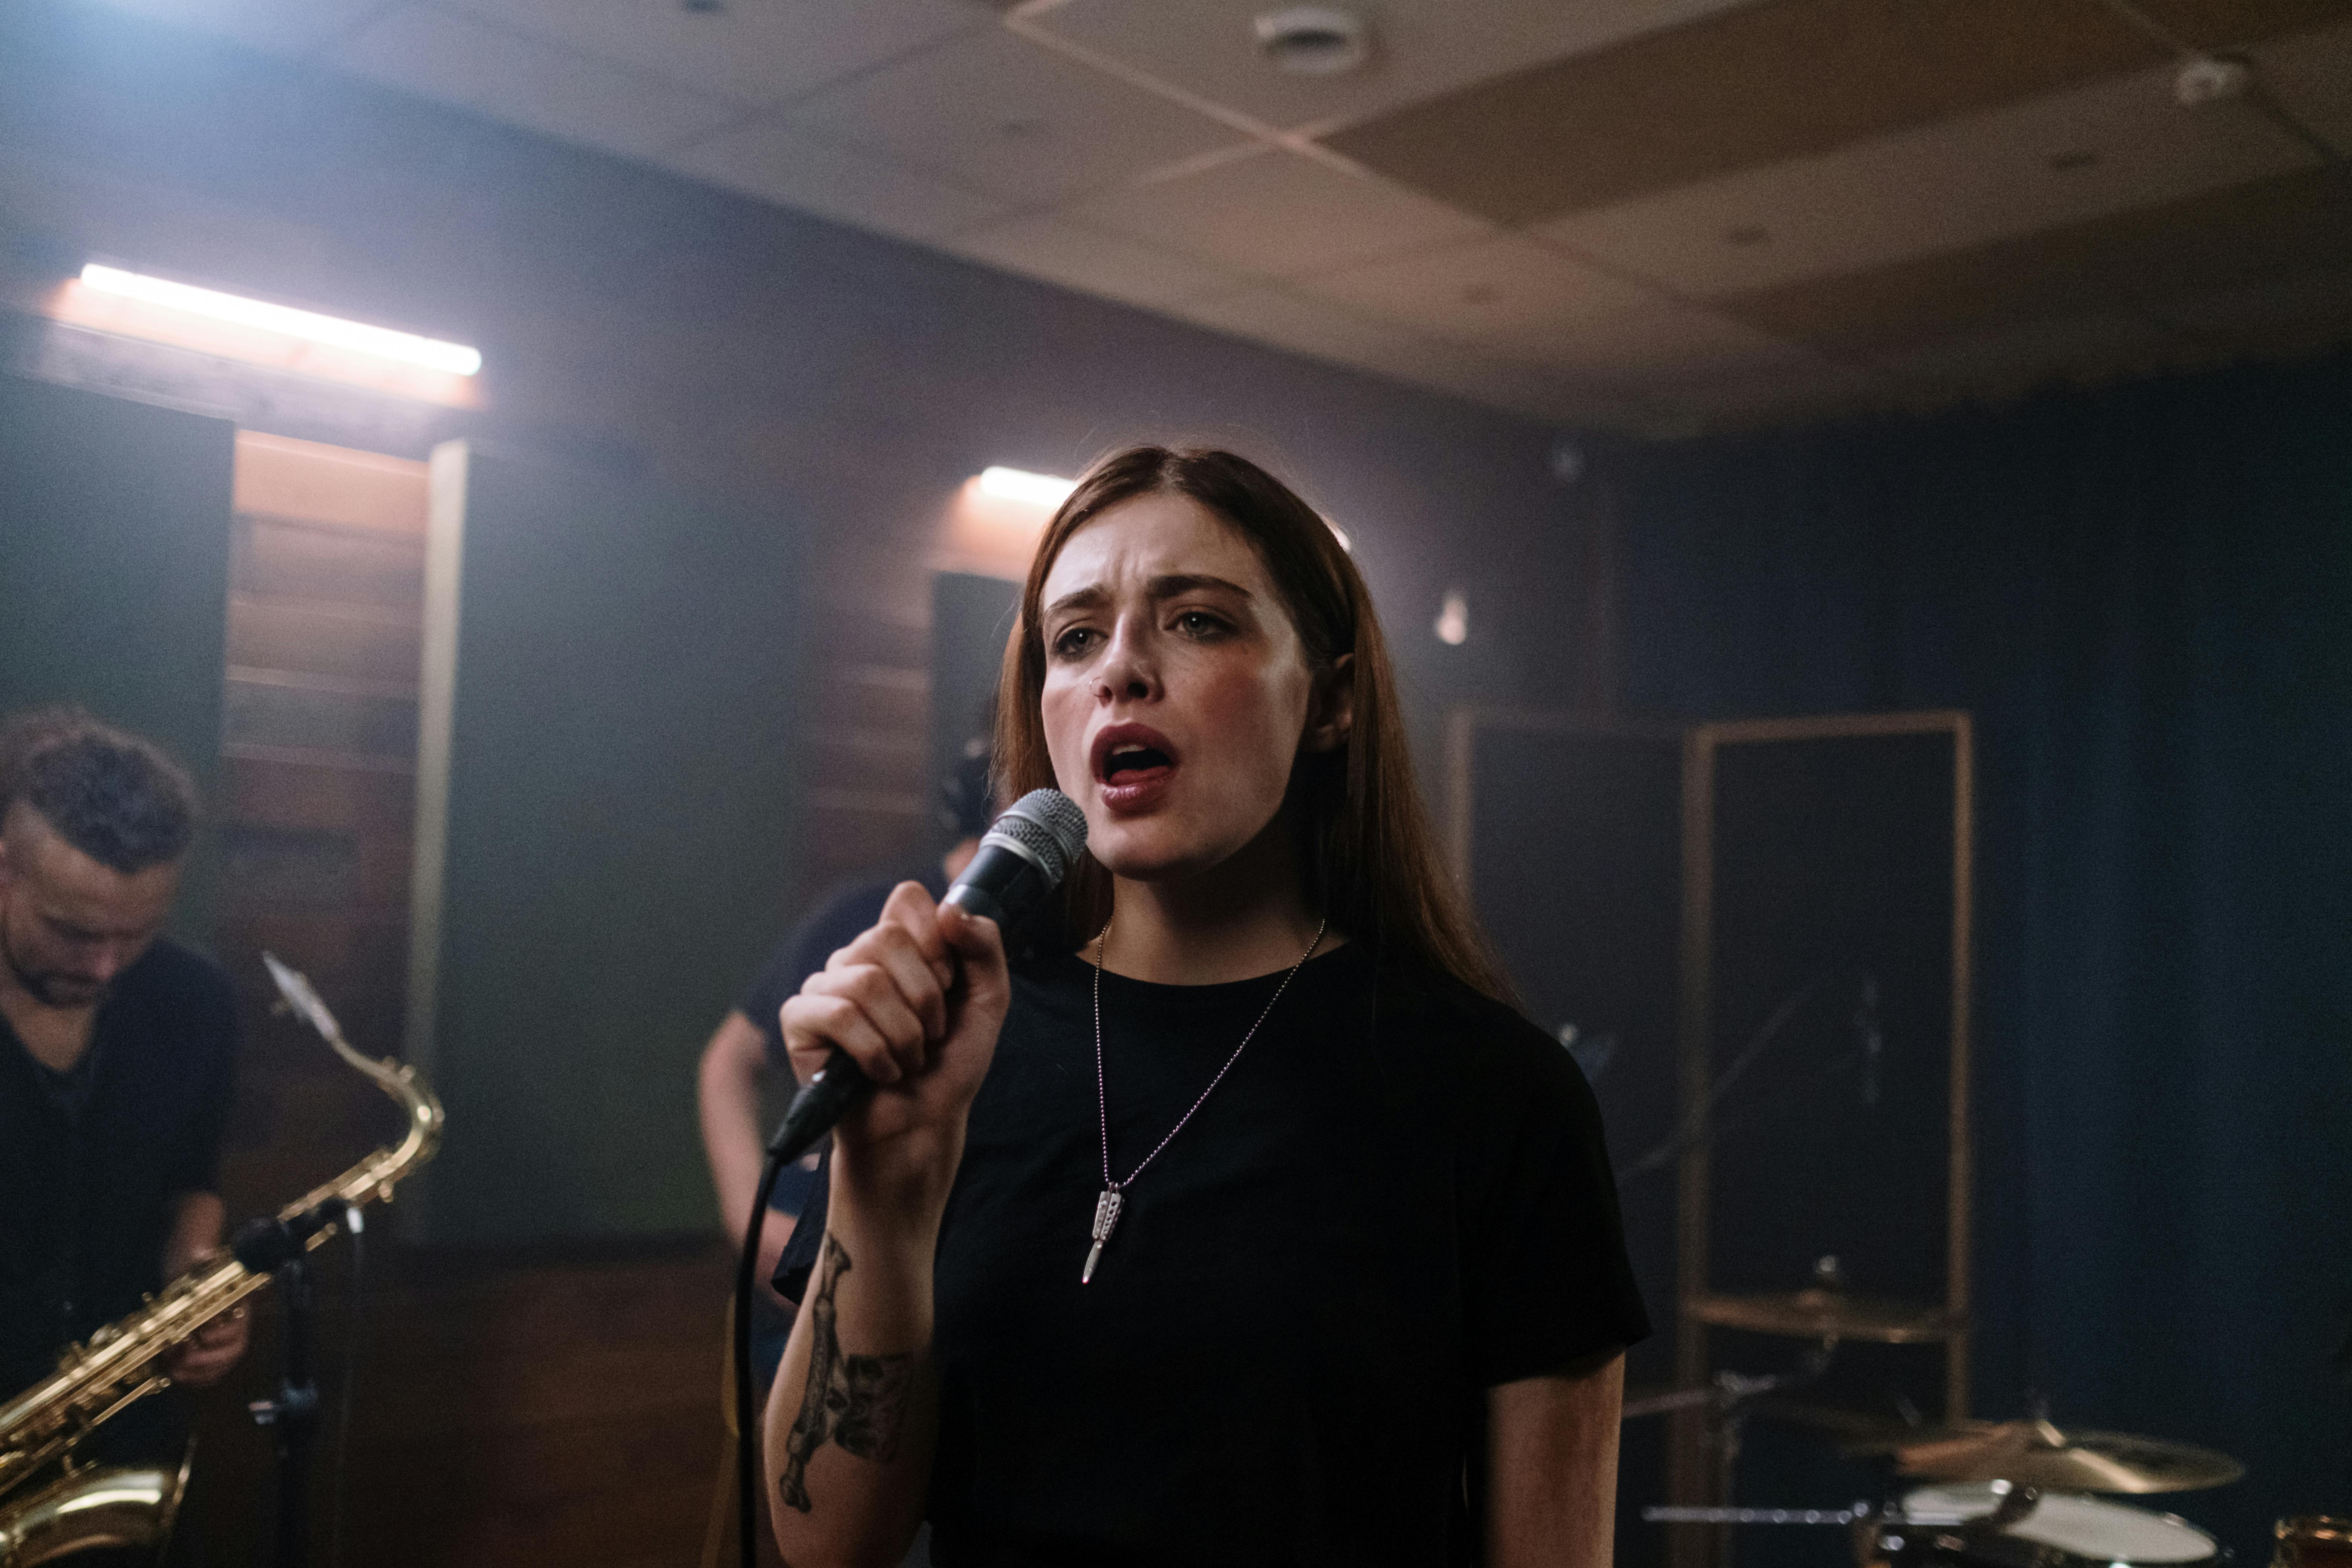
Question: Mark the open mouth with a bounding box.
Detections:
[1091,724,1179,802]
[1102,744,1172,782]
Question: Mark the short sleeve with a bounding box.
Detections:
[1457,1012,1649,1387]
[738,880,903,1066]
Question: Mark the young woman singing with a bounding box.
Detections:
[765,447,1647,1567]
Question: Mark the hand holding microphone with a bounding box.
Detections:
[773,789,1087,1164]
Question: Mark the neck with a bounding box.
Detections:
[0,943,97,1074]
[1098,812,1336,985]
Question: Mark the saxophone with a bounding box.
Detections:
[0,954,443,1563]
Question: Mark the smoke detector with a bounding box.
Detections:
[1254,8,1372,77]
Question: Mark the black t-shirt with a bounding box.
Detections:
[739,866,950,1217]
[776,938,1648,1566]
[0,938,238,1408]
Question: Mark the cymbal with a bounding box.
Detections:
[1896,1419,2246,1494]
[1686,1288,1965,1343]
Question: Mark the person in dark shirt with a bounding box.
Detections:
[697,744,992,1393]
[0,708,245,1466]
[762,449,1647,1567]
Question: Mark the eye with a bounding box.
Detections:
[1173,609,1229,638]
[1052,626,1100,659]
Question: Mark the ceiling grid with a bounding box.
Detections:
[77,0,2352,431]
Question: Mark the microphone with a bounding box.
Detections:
[764,787,1089,1164]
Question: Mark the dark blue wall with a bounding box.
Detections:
[1608,352,2352,1560]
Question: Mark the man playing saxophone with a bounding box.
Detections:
[0,708,247,1474]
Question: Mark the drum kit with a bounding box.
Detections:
[1629,1266,2295,1568]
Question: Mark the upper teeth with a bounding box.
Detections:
[1113,745,1144,755]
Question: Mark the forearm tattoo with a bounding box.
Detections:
[775,1233,918,1514]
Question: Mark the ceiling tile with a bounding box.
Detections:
[2245,17,2352,148]
[2153,264,2352,344]
[2127,0,2352,52]
[662,121,1006,242]
[782,24,1243,205]
[1536,58,2317,299]
[1066,147,1488,281]
[1508,297,1830,383]
[1159,284,1635,425]
[1020,0,1752,135]
[1882,312,2178,401]
[1325,0,2173,224]
[940,215,1238,307]
[1390,349,1650,427]
[1291,236,1669,350]
[433,0,991,108]
[1715,167,2352,359]
[1651,357,1886,426]
[84,0,383,58]
[329,5,744,160]
[1161,282,1435,365]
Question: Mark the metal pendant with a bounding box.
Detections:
[1082,1187,1124,1284]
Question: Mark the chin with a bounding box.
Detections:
[1087,816,1245,884]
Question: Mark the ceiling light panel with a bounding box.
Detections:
[782,26,1243,207]
[329,5,741,161]
[1536,57,2321,301]
[1024,0,1754,135]
[1066,146,1487,281]
[431,0,989,108]
[78,265,481,373]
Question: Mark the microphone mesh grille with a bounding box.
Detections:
[989,788,1089,887]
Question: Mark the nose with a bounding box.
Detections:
[1091,616,1160,704]
[86,943,134,985]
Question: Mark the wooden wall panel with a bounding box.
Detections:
[200,431,742,1566]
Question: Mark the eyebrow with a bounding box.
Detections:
[1044,574,1254,617]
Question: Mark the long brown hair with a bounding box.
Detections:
[991,446,1512,1003]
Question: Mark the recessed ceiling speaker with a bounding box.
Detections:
[1254,7,1372,77]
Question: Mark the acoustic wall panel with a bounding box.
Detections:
[407,442,804,1243]
[0,375,234,936]
[1447,711,1685,1568]
[930,569,1020,837]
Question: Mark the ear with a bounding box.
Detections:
[1301,653,1354,755]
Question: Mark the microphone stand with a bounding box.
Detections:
[237,1210,335,1568]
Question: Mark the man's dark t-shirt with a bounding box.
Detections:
[777,939,1648,1566]
[738,866,949,1217]
[0,938,237,1454]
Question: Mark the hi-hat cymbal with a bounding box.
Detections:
[1896,1419,2245,1494]
[1686,1288,1965,1343]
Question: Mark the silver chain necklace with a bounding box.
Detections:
[1083,911,1329,1283]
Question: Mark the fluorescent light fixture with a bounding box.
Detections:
[78,264,482,376]
[977,466,1076,509]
